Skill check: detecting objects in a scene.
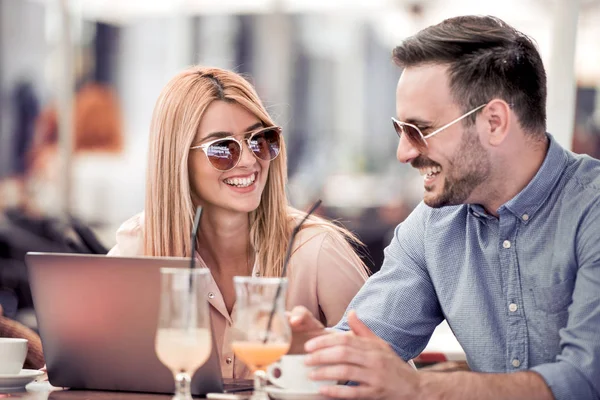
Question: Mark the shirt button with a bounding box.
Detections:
[208,292,215,299]
[522,214,529,221]
[503,240,511,249]
[512,359,521,368]
[255,272,260,277]
[509,303,518,312]
[226,357,233,365]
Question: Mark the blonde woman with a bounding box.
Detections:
[108,66,369,379]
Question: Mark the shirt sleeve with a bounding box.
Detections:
[531,199,600,400]
[315,232,369,326]
[334,202,444,361]
[106,212,145,256]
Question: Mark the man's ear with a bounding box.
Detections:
[480,99,511,146]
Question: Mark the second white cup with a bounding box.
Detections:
[266,355,335,393]
[0,338,28,375]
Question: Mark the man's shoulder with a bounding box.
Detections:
[395,202,470,242]
[410,201,469,225]
[565,152,600,193]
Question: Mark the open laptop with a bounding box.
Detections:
[26,252,251,395]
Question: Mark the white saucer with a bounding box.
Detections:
[265,386,330,400]
[0,369,44,391]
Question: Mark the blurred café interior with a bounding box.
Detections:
[1,0,599,373]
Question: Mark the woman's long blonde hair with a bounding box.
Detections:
[144,66,366,277]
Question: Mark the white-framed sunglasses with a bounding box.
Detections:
[392,104,487,149]
[190,126,282,172]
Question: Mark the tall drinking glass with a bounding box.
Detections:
[155,268,212,400]
[232,277,291,400]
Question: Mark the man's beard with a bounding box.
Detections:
[423,128,491,208]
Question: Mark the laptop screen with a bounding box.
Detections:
[26,252,225,395]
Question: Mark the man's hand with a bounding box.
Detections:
[287,306,327,354]
[304,310,420,399]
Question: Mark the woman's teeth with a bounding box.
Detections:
[419,166,442,179]
[224,175,256,188]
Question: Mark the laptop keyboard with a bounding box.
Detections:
[222,379,254,393]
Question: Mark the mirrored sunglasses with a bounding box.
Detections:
[190,126,282,172]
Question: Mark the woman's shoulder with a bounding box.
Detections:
[291,220,353,258]
[287,217,369,281]
[117,211,145,234]
[287,206,350,243]
[107,212,145,256]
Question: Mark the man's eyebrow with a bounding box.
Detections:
[403,118,431,126]
[200,122,265,142]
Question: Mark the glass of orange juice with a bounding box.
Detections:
[155,268,212,400]
[232,277,291,400]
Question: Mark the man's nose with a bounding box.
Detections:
[396,134,421,164]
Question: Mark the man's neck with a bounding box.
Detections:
[479,135,549,216]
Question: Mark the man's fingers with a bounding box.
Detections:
[319,384,376,400]
[309,364,371,385]
[347,310,377,339]
[305,331,379,353]
[305,344,366,368]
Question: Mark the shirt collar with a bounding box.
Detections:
[467,133,569,223]
[499,133,569,223]
[194,251,260,322]
[468,203,494,222]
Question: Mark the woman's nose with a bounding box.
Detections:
[236,140,258,167]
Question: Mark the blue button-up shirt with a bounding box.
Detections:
[335,134,600,399]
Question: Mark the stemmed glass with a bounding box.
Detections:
[231,277,291,400]
[155,268,212,400]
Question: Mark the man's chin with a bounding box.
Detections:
[424,197,442,208]
[423,188,453,208]
[423,194,440,208]
[423,184,442,207]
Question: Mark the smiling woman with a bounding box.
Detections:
[107,66,370,379]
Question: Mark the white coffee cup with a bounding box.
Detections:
[266,355,335,393]
[0,338,28,375]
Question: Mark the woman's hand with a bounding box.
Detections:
[287,306,327,354]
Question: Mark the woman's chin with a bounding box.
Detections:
[227,198,262,214]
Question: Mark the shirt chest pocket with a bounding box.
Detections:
[530,278,574,315]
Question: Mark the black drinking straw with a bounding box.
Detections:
[263,199,322,343]
[189,206,203,291]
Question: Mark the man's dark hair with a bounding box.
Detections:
[393,15,547,135]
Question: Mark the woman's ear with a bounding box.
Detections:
[481,99,511,147]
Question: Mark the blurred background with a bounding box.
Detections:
[0,0,599,333]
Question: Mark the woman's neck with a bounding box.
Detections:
[195,209,254,275]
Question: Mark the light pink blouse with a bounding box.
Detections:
[108,212,369,379]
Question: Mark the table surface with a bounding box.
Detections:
[2,379,254,400]
[2,323,463,400]
[422,320,466,361]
